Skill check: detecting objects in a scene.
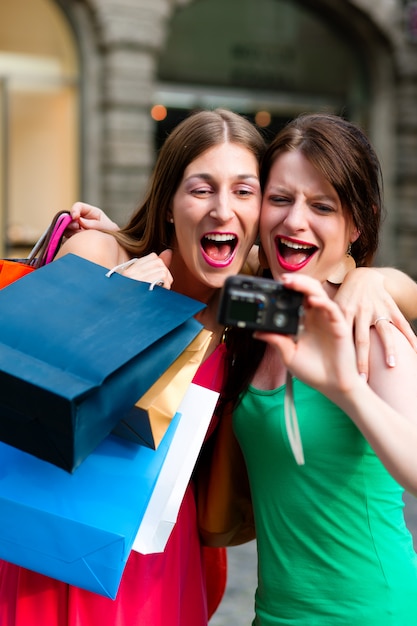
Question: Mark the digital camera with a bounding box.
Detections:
[218,275,304,334]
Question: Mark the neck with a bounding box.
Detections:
[252,344,287,390]
[171,275,224,352]
[171,275,218,306]
[191,291,224,358]
[169,252,225,348]
[169,249,217,305]
[193,289,221,325]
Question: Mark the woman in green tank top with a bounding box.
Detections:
[224,113,417,625]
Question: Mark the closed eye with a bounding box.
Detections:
[268,195,291,205]
[313,203,337,214]
[191,187,213,197]
[235,187,257,197]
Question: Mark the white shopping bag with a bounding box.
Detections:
[132,382,219,554]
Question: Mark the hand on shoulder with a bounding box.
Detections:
[69,202,120,233]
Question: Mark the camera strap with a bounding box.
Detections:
[284,370,305,465]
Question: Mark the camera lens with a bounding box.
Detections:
[273,312,289,328]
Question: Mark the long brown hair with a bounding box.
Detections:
[112,108,266,256]
[222,113,385,411]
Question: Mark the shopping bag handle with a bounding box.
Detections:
[27,211,73,268]
[106,259,164,290]
[105,259,139,278]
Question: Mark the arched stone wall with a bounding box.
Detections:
[349,0,417,274]
[58,0,174,224]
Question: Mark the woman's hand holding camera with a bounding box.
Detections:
[254,274,363,403]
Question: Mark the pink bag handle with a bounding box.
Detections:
[28,211,73,268]
[43,212,73,266]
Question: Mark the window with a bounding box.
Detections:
[0,0,79,256]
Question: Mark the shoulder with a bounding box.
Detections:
[55,230,127,269]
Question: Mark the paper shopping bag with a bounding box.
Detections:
[0,414,183,599]
[132,382,220,554]
[113,329,212,448]
[0,254,204,472]
[0,259,35,288]
[132,344,226,554]
[0,211,73,287]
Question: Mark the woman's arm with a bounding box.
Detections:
[335,267,417,378]
[347,327,417,495]
[322,328,417,496]
[372,267,417,321]
[55,229,173,288]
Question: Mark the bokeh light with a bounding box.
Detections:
[151,104,168,121]
[255,110,271,128]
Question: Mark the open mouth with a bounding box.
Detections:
[275,237,318,270]
[201,232,238,266]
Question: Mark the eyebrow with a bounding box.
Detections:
[266,185,338,202]
[186,173,260,182]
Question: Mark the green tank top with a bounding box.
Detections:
[233,379,417,625]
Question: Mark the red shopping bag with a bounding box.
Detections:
[0,260,34,289]
[0,210,72,290]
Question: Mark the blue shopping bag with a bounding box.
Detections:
[0,414,182,599]
[0,254,204,472]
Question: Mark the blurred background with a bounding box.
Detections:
[0,0,417,278]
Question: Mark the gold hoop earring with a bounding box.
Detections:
[327,243,356,285]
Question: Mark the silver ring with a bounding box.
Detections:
[373,316,391,326]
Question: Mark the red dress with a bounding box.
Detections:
[0,345,227,626]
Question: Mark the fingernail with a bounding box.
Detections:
[359,372,367,381]
[387,355,396,367]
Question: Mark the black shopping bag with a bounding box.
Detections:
[0,254,205,472]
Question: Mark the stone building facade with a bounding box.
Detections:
[1,0,417,277]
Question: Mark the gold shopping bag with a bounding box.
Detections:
[113,329,212,448]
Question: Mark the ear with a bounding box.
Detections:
[258,244,269,269]
[167,208,174,224]
[350,225,360,244]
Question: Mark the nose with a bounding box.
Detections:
[209,189,234,223]
[282,198,308,232]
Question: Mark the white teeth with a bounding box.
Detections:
[280,239,312,250]
[205,233,236,242]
